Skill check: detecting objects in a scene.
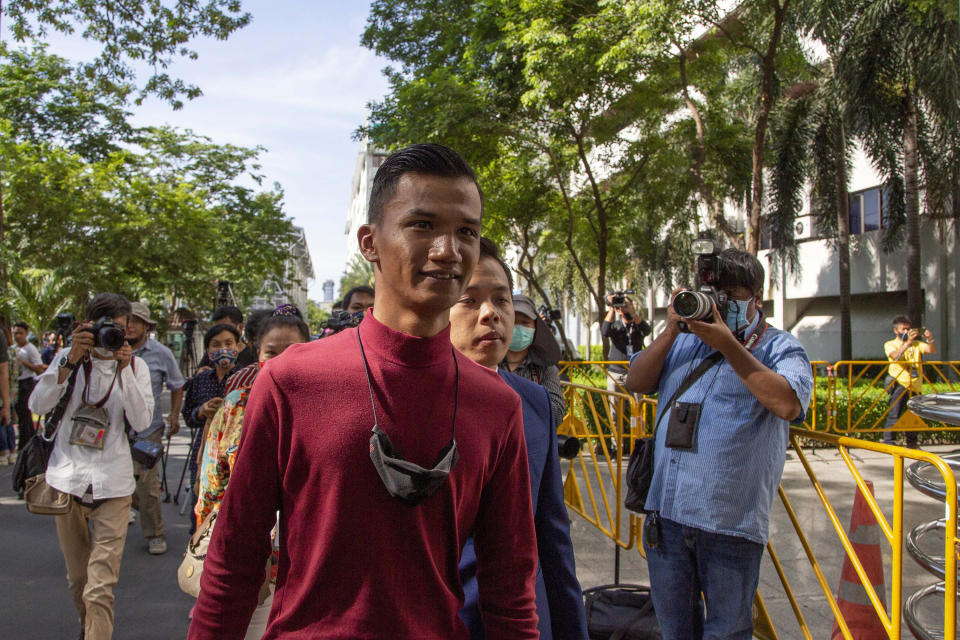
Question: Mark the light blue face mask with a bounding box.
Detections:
[725,298,753,333]
[509,325,535,351]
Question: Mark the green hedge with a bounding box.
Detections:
[561,374,960,446]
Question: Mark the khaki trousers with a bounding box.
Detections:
[132,430,165,539]
[55,494,132,640]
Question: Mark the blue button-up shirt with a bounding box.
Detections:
[633,317,813,544]
[133,337,186,437]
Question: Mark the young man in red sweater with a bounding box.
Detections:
[188,144,539,639]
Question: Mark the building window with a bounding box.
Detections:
[849,186,884,234]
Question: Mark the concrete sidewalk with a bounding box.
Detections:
[569,444,959,639]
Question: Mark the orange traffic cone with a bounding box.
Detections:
[831,480,887,639]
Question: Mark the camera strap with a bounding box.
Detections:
[41,364,83,441]
[653,351,724,434]
[81,359,120,409]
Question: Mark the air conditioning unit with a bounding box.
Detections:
[793,216,817,241]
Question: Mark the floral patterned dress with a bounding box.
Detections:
[195,387,249,524]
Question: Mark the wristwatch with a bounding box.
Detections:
[59,355,79,371]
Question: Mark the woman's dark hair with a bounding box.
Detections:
[478,237,513,291]
[367,143,483,225]
[85,293,132,322]
[717,249,765,296]
[245,309,273,343]
[258,315,310,343]
[203,323,241,350]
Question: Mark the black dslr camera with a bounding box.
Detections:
[538,304,562,322]
[83,316,127,351]
[672,239,728,332]
[608,290,635,309]
[322,310,363,337]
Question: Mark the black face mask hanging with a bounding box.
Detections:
[357,328,460,506]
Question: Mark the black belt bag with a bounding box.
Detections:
[129,435,163,469]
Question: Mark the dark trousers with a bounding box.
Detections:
[882,376,916,446]
[643,518,764,639]
[15,377,37,450]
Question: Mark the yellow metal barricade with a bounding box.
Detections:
[559,381,640,550]
[559,359,960,435]
[768,429,958,640]
[556,358,960,639]
[832,360,960,434]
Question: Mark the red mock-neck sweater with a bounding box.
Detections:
[189,313,539,639]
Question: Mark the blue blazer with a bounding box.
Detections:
[459,370,588,639]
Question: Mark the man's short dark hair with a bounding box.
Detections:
[717,249,764,296]
[343,285,375,309]
[367,143,483,225]
[212,305,243,326]
[892,315,911,326]
[203,323,241,350]
[478,237,513,292]
[13,321,29,331]
[85,293,132,322]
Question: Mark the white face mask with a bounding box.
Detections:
[93,347,115,359]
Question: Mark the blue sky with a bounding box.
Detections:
[6,1,390,301]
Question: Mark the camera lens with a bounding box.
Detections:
[98,325,126,351]
[673,291,712,320]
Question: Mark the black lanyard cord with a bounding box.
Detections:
[355,327,459,438]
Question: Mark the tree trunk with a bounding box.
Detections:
[903,91,923,328]
[745,1,789,255]
[835,118,853,361]
[679,50,742,249]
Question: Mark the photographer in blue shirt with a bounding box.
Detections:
[626,248,812,640]
[450,237,587,640]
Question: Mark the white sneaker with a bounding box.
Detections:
[0,453,9,466]
[148,537,167,555]
[7,452,16,465]
[129,508,137,525]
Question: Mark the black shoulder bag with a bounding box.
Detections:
[624,351,723,514]
[12,364,82,493]
[624,317,771,514]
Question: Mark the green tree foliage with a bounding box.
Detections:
[3,0,251,108]
[837,0,960,327]
[361,0,701,349]
[306,299,329,334]
[0,42,133,160]
[0,46,296,319]
[339,254,375,296]
[3,266,73,334]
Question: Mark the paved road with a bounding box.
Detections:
[2,429,955,639]
[0,431,197,640]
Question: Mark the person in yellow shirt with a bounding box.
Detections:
[883,315,935,447]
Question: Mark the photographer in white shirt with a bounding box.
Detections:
[29,293,153,640]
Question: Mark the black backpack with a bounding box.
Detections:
[584,584,661,640]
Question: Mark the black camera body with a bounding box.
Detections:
[323,310,363,336]
[609,289,635,309]
[83,316,127,351]
[673,239,728,332]
[538,304,562,322]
